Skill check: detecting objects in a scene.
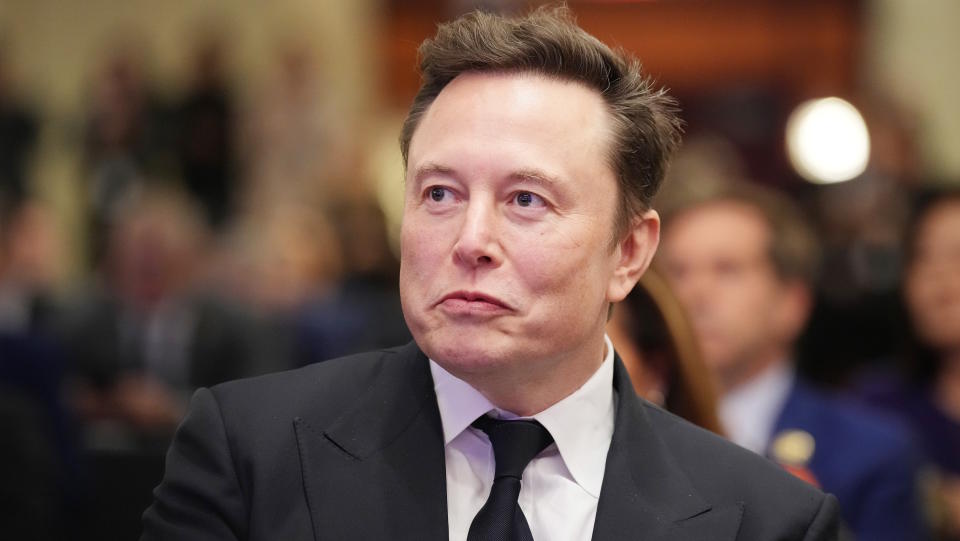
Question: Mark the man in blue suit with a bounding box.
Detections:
[660,180,926,540]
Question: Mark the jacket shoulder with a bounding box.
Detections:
[642,403,836,538]
[207,343,422,428]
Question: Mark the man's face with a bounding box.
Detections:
[660,202,800,386]
[400,72,647,384]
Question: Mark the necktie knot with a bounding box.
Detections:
[472,416,554,480]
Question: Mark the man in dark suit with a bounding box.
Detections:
[143,7,839,540]
[62,189,261,450]
[658,180,926,540]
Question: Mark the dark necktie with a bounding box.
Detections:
[467,416,555,541]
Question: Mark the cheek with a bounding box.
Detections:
[904,273,925,311]
[709,289,765,341]
[400,224,439,290]
[402,213,444,254]
[910,281,941,319]
[513,231,586,283]
[512,237,610,318]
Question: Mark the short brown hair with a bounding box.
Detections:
[661,180,822,285]
[399,6,682,238]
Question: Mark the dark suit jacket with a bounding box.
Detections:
[142,342,839,540]
[773,381,925,540]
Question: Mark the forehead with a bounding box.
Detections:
[666,200,772,259]
[406,71,614,183]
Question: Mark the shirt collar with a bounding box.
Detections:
[718,360,795,454]
[429,335,616,498]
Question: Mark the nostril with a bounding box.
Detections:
[478,255,492,264]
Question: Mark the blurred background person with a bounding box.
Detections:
[0,200,75,541]
[294,197,410,364]
[658,179,927,540]
[608,268,723,434]
[215,198,344,371]
[81,44,174,268]
[0,41,38,211]
[219,196,410,368]
[239,40,355,215]
[0,200,63,334]
[857,188,960,540]
[58,187,264,539]
[174,30,238,230]
[62,187,257,450]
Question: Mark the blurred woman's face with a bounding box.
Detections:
[905,198,960,353]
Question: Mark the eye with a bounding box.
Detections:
[513,191,545,208]
[427,186,453,202]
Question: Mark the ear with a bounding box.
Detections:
[606,210,660,303]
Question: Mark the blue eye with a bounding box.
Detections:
[514,191,544,207]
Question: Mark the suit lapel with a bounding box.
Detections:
[592,357,742,541]
[293,343,448,540]
[291,348,744,540]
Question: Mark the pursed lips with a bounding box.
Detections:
[436,290,513,312]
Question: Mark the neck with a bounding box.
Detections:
[934,350,960,423]
[718,349,789,395]
[466,336,607,417]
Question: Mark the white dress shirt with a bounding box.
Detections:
[429,335,616,541]
[718,360,795,455]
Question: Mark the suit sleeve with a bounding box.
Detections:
[141,387,247,541]
[802,493,841,541]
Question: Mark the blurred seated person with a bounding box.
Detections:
[0,201,76,539]
[607,267,722,434]
[0,199,74,458]
[217,196,410,370]
[81,48,173,268]
[227,197,411,367]
[0,48,39,208]
[175,33,237,229]
[857,188,960,540]
[62,188,257,451]
[213,200,344,372]
[295,198,411,364]
[0,199,62,334]
[658,179,926,540]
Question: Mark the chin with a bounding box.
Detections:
[416,327,515,375]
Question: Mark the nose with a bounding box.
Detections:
[453,198,502,268]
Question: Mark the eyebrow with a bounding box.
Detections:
[509,168,565,188]
[411,163,457,188]
[411,163,566,189]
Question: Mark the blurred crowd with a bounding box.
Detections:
[1,34,409,540]
[1,12,959,541]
